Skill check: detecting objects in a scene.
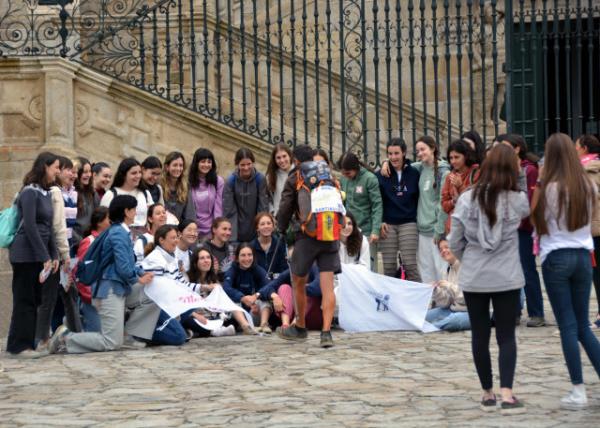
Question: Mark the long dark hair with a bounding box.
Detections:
[189,148,218,187]
[416,135,441,189]
[161,151,188,204]
[343,211,363,258]
[74,156,94,211]
[112,157,142,189]
[471,144,520,227]
[23,152,60,190]
[146,203,164,231]
[266,143,293,194]
[532,133,595,235]
[188,246,219,284]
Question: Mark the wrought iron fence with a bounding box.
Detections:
[1,1,599,163]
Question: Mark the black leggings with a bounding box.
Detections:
[593,237,600,315]
[463,289,521,390]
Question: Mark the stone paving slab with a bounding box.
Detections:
[1,324,600,427]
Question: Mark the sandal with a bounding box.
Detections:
[480,394,497,412]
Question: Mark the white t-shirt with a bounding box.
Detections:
[539,183,595,262]
[338,235,370,268]
[175,245,192,276]
[134,233,154,263]
[100,187,153,228]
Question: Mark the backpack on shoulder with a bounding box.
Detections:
[75,227,112,295]
[0,193,21,248]
[295,160,345,241]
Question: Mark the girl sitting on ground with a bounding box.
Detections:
[223,243,269,333]
[425,239,470,332]
[251,212,288,278]
[185,246,256,337]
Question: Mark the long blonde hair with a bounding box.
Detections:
[531,133,595,235]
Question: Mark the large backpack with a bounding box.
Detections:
[75,227,112,296]
[295,160,345,241]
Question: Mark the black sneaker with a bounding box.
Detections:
[277,325,308,342]
[320,330,334,348]
[501,397,526,415]
[480,394,497,412]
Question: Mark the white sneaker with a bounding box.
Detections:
[560,385,587,410]
[211,325,236,337]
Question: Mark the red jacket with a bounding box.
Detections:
[441,164,479,234]
[73,231,99,304]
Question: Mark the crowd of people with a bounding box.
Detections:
[4,130,600,412]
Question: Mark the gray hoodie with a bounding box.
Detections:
[223,168,269,242]
[448,188,529,293]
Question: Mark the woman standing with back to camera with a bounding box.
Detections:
[532,133,600,410]
[449,144,529,414]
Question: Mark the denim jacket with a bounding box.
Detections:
[94,223,145,298]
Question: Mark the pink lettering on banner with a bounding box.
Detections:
[178,295,201,304]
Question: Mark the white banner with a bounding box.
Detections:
[144,276,252,326]
[338,264,437,333]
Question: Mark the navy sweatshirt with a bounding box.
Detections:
[376,162,420,225]
[251,235,288,275]
[222,263,269,303]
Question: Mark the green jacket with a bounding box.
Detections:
[412,160,450,238]
[340,167,383,237]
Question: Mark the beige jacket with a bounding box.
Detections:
[584,160,600,237]
[50,186,69,261]
[431,260,467,312]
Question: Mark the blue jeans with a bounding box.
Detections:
[80,302,101,333]
[152,310,187,346]
[518,229,544,318]
[426,307,471,331]
[542,248,600,384]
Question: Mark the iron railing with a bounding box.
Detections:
[1,1,599,163]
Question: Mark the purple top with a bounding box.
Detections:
[191,176,224,235]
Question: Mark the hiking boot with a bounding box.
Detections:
[480,394,497,412]
[320,330,334,348]
[500,397,526,415]
[277,325,308,342]
[560,386,587,410]
[526,316,546,327]
[48,325,69,354]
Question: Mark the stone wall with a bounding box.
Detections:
[0,56,273,337]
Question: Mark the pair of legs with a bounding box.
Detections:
[36,270,82,347]
[277,284,323,330]
[7,262,44,354]
[425,307,470,331]
[417,233,447,284]
[542,248,600,387]
[463,289,520,403]
[64,282,160,353]
[379,222,421,282]
[291,273,334,331]
[518,230,544,319]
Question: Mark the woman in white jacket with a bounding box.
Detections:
[338,212,370,268]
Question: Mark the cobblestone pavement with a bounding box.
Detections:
[1,320,600,427]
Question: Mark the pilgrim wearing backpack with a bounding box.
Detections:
[276,145,344,348]
[47,195,158,354]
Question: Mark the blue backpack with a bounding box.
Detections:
[76,227,112,295]
[0,192,22,248]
